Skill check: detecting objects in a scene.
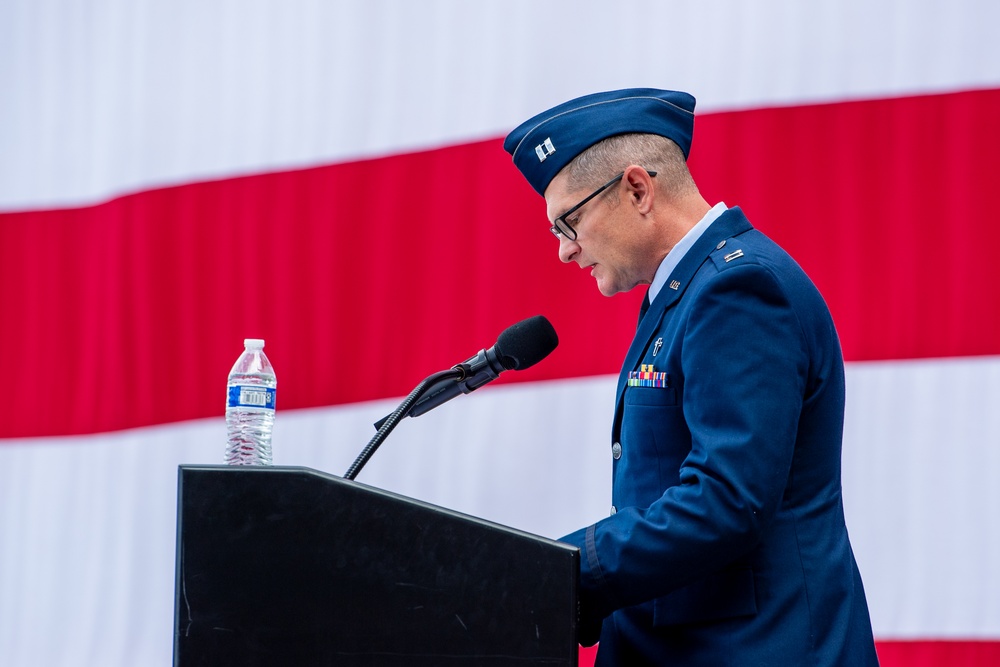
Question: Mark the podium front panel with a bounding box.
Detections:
[173,465,579,666]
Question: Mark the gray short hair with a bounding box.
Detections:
[564,133,696,199]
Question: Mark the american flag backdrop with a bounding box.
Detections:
[1,1,999,665]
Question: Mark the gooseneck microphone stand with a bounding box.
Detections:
[343,366,466,481]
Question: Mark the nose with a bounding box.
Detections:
[557,235,579,264]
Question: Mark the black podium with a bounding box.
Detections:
[173,465,580,666]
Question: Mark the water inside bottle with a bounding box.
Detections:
[225,372,276,465]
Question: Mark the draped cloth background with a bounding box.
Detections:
[1,1,999,665]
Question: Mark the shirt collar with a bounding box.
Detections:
[647,202,728,303]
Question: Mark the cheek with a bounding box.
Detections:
[599,236,636,270]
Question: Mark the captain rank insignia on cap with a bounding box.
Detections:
[535,137,556,162]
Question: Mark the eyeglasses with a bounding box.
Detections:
[549,169,657,241]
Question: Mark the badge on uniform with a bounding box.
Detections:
[628,364,670,387]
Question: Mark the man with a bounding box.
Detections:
[504,89,878,665]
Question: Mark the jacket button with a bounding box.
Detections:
[610,505,617,515]
[611,442,622,459]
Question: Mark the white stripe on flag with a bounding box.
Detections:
[843,355,1000,638]
[2,0,998,211]
[1,358,998,665]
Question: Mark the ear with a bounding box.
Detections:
[623,165,655,215]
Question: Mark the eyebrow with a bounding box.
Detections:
[553,203,574,223]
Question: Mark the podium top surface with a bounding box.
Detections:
[179,464,576,549]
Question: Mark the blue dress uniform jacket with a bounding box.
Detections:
[561,207,878,666]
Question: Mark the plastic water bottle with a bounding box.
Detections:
[225,338,276,466]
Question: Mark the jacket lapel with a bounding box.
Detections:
[615,207,754,403]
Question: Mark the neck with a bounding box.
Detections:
[652,191,712,259]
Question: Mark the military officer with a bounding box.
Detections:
[504,89,879,666]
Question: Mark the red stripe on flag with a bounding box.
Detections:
[2,88,998,438]
[876,640,1000,666]
[692,87,1000,361]
[579,641,1000,666]
[0,143,642,438]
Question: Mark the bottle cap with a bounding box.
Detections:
[244,338,265,349]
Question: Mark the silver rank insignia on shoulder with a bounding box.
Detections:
[724,249,745,263]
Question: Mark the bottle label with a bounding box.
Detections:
[227,385,276,410]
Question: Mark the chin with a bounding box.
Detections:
[596,282,620,297]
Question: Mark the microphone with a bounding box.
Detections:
[408,314,559,418]
[348,315,559,480]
